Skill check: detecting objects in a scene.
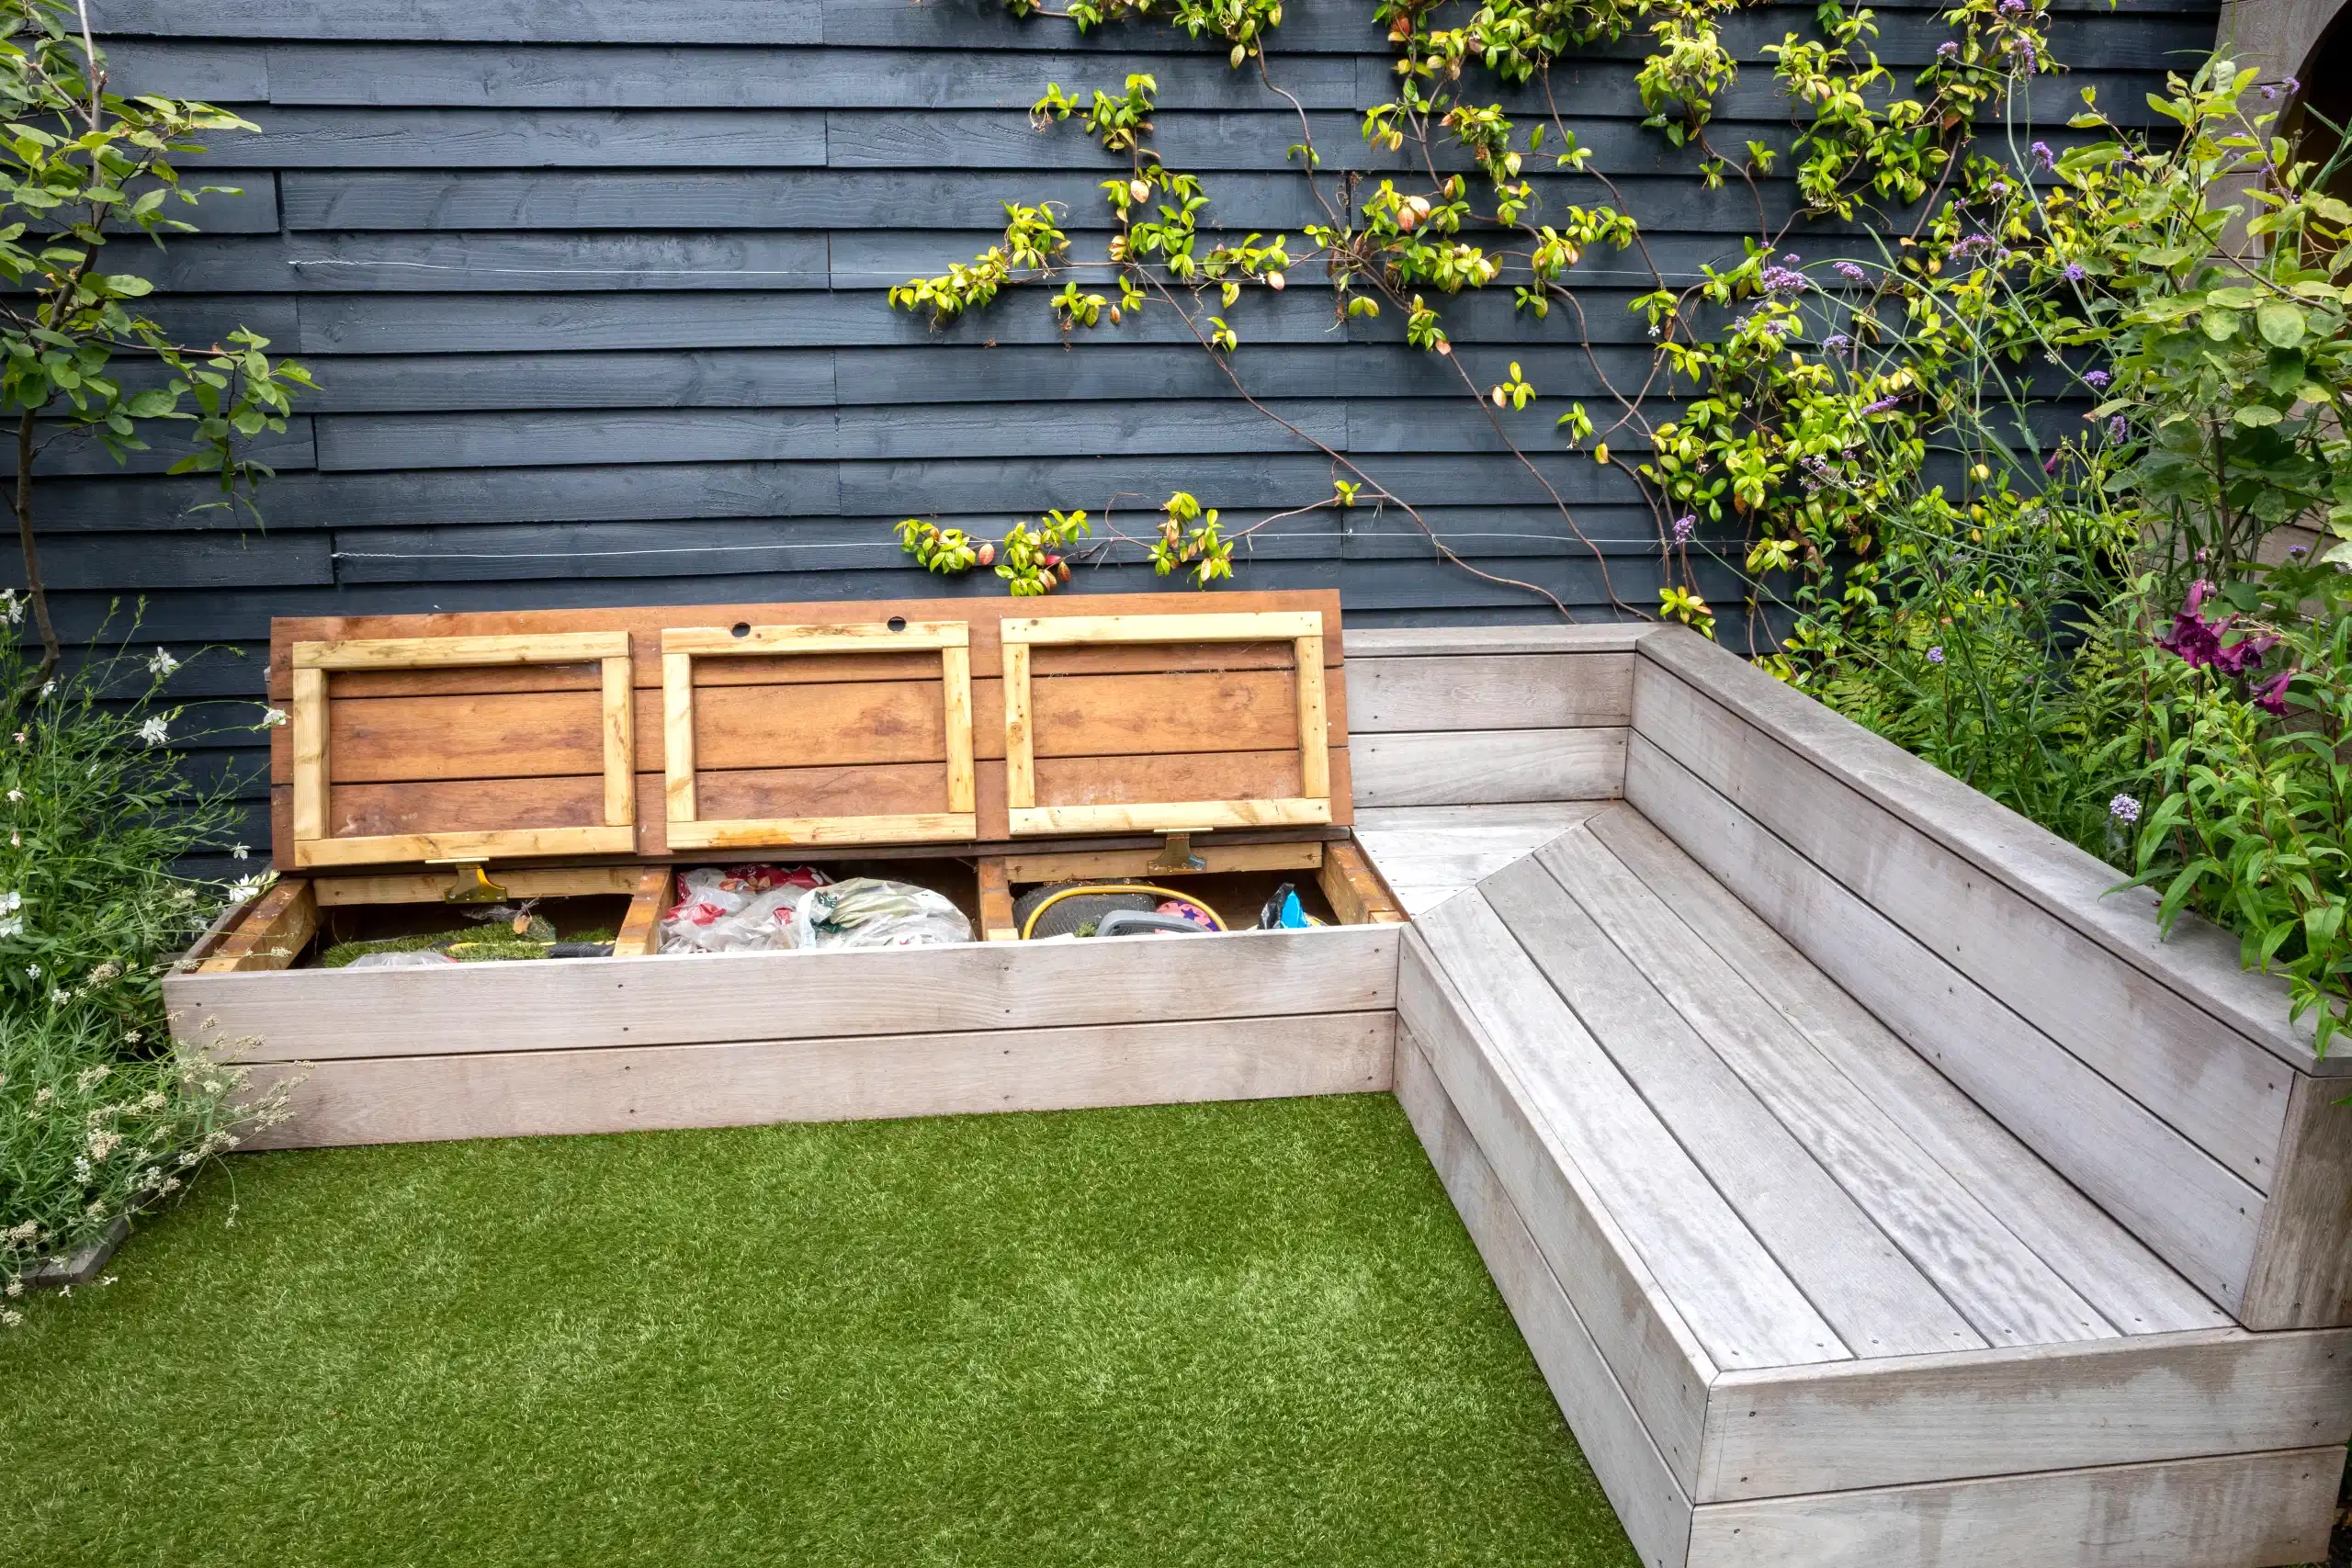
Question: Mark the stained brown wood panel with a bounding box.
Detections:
[267,591,1351,863]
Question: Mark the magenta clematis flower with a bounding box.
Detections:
[2252,670,2292,715]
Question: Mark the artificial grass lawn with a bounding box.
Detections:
[1,1093,1638,1568]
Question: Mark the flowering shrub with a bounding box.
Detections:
[0,599,288,1307]
[2122,560,2352,1050]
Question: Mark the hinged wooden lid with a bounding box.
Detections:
[266,591,1351,871]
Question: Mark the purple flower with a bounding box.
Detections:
[2253,670,2292,715]
[2286,75,2302,95]
[1862,394,1902,415]
[1926,646,1946,663]
[1671,513,1696,544]
[2108,415,2129,441]
[2109,794,2141,825]
[2062,261,2086,282]
[2030,141,2053,168]
[2261,85,2278,101]
[2084,368,2110,389]
[1937,39,1960,59]
[2158,580,2278,677]
[1825,333,1853,350]
[2290,545,2308,558]
[1998,0,2024,15]
[1989,180,2010,197]
[1760,263,1810,296]
[2042,448,2062,474]
[1833,260,1869,284]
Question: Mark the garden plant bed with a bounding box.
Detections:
[154,619,2352,1568]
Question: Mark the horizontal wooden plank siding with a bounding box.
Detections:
[63,2,2206,865]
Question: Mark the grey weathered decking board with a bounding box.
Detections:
[1623,727,2266,1314]
[1628,628,2352,1330]
[1533,825,2124,1348]
[1414,893,1849,1371]
[1582,806,2231,1337]
[1392,1025,1691,1568]
[1476,851,1989,1359]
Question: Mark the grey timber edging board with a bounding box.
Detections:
[1697,1327,2352,1503]
[1397,929,1717,1492]
[244,1010,1395,1148]
[1391,1023,1690,1568]
[1348,728,1627,807]
[1634,628,2341,1080]
[1681,1445,2342,1568]
[165,922,1398,1064]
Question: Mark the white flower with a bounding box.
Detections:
[24,963,38,979]
[137,716,169,748]
[5,788,18,802]
[0,890,19,913]
[98,1275,117,1287]
[47,987,66,1006]
[0,588,20,626]
[256,706,288,729]
[36,682,51,700]
[148,648,179,677]
[0,918,22,940]
[230,844,249,861]
[0,1309,20,1329]
[225,874,269,904]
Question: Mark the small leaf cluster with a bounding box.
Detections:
[1149,490,1234,585]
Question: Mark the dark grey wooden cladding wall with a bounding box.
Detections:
[54,0,2207,855]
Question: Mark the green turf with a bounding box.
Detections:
[0,1094,1639,1568]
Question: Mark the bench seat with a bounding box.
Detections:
[1391,804,2350,1568]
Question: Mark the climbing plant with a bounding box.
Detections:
[883,0,2067,627]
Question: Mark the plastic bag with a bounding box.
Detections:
[661,864,832,954]
[343,949,459,970]
[788,877,972,950]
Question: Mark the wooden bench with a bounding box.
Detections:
[1356,626,2352,1568]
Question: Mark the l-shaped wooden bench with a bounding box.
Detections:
[1346,623,2351,1568]
[172,614,2350,1568]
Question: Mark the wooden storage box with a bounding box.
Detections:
[164,592,1407,1147]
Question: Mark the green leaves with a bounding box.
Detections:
[2256,299,2306,348]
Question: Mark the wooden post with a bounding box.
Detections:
[197,880,321,974]
[1319,840,1407,927]
[977,857,1018,942]
[615,867,673,956]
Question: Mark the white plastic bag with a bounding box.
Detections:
[788,877,971,950]
[344,949,458,969]
[661,865,832,954]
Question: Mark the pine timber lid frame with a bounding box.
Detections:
[1001,611,1332,836]
[288,632,638,870]
[661,620,978,850]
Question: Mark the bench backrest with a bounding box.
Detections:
[1624,627,2352,1331]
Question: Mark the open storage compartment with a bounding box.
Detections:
[167,592,1407,1147]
